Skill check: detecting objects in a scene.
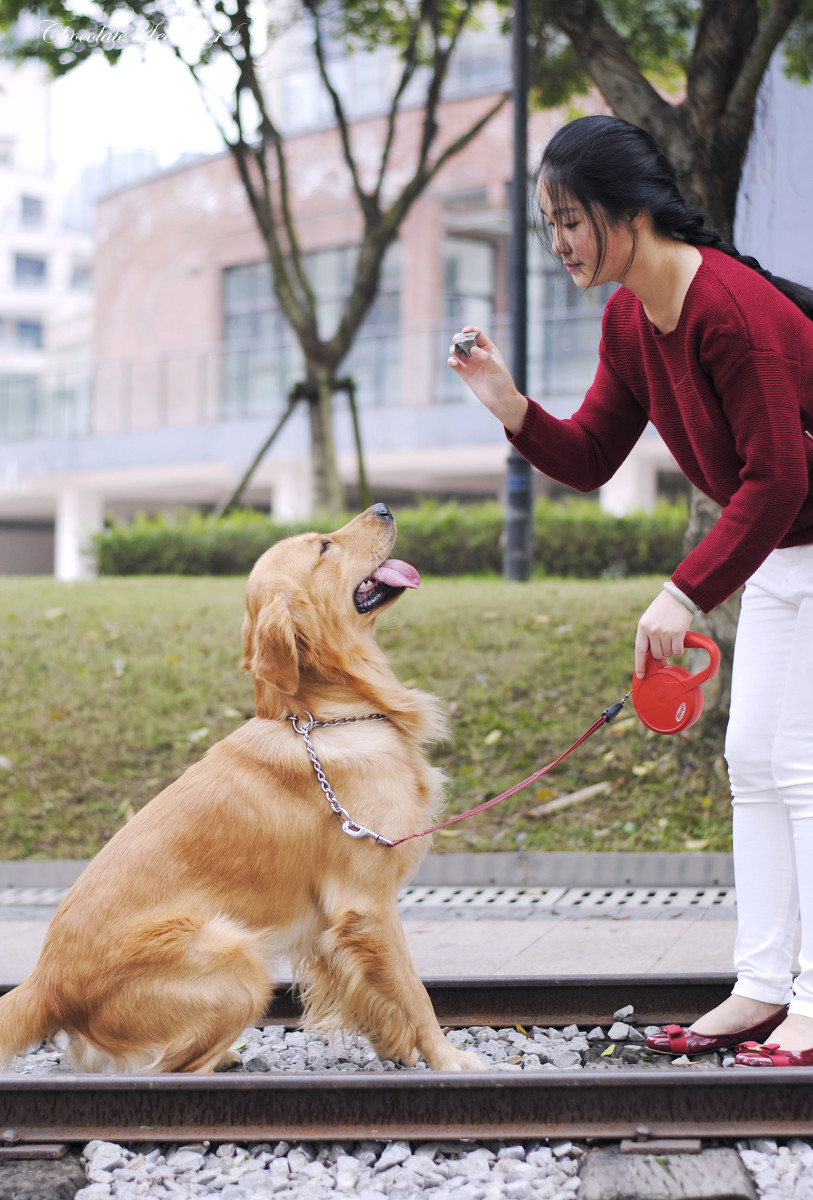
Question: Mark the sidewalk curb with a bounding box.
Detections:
[0,851,734,889]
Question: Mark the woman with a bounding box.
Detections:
[448,114,813,1066]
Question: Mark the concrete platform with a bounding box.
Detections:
[0,911,740,986]
[0,854,746,986]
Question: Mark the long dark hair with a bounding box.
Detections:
[534,114,813,320]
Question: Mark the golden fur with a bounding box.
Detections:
[0,506,481,1074]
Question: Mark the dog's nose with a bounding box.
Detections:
[371,502,393,520]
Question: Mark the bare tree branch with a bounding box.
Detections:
[306,0,372,217]
[326,90,508,358]
[375,8,426,206]
[725,0,804,132]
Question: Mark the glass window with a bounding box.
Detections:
[20,195,44,227]
[17,320,43,350]
[0,375,40,439]
[440,237,495,401]
[14,255,47,288]
[221,244,402,415]
[71,262,92,289]
[527,240,615,400]
[221,262,301,418]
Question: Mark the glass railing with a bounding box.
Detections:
[0,308,605,442]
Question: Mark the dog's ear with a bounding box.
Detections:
[241,591,300,695]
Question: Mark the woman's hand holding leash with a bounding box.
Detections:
[635,590,694,678]
[448,327,529,434]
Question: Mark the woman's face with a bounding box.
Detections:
[538,185,635,288]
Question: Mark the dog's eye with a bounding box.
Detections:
[319,540,332,556]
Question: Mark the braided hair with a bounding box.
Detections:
[534,114,813,321]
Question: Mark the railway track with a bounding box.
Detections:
[3,975,813,1145]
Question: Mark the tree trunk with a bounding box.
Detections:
[308,367,345,512]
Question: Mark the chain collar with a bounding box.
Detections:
[287,712,394,845]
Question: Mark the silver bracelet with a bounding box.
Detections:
[662,580,701,617]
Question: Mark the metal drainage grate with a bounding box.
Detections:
[0,884,738,914]
[397,885,737,913]
[0,887,70,907]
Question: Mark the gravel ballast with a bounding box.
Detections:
[8,1008,813,1198]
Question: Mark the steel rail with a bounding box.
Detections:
[4,1069,813,1145]
[3,975,813,1144]
[1,975,735,1028]
[262,974,736,1028]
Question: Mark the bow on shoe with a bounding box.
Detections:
[734,1041,813,1067]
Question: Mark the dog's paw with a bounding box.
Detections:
[214,1049,242,1071]
[449,1048,483,1072]
[431,1047,483,1072]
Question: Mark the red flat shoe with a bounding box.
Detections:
[645,1006,788,1055]
[735,1040,813,1067]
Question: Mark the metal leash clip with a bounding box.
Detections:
[342,819,394,845]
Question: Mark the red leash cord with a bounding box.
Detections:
[289,691,632,848]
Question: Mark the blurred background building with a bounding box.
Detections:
[0,17,810,577]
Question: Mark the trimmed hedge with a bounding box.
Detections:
[91,498,688,579]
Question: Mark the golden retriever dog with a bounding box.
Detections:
[0,503,480,1075]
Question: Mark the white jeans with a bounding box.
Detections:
[725,545,813,1017]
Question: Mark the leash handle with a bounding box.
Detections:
[389,693,630,846]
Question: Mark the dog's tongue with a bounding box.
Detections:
[373,559,420,589]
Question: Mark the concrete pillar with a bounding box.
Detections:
[55,489,105,581]
[270,461,313,521]
[599,447,658,516]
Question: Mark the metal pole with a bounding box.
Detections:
[503,0,533,581]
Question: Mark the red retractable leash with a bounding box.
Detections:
[289,632,721,846]
[631,631,721,734]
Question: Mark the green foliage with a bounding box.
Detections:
[781,0,813,82]
[91,498,687,579]
[92,508,301,577]
[515,0,813,112]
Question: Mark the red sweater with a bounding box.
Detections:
[508,246,813,612]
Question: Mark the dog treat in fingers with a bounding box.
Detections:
[454,331,479,359]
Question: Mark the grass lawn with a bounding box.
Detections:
[0,574,733,860]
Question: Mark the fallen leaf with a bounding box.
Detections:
[601,1044,616,1057]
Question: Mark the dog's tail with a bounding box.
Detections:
[0,974,59,1068]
